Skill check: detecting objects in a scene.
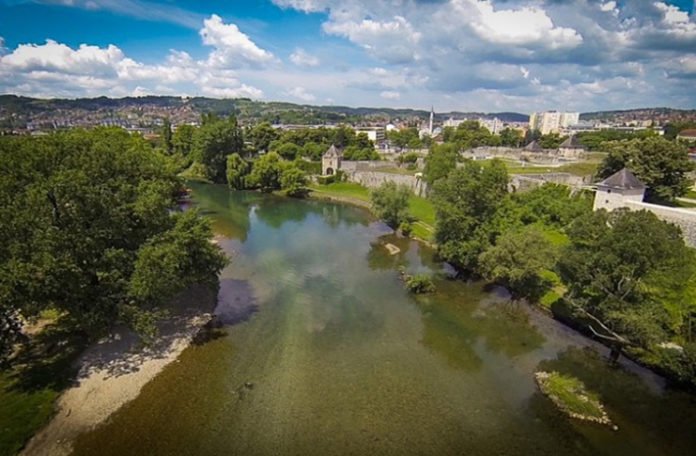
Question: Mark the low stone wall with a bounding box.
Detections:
[345,171,428,196]
[464,146,586,163]
[626,201,696,247]
[340,161,393,172]
[510,173,587,192]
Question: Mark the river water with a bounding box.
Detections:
[71,183,696,456]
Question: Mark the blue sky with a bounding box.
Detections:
[0,0,695,112]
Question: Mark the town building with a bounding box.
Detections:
[354,127,386,144]
[558,135,586,159]
[677,129,696,142]
[529,111,580,134]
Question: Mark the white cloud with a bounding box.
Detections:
[290,48,320,67]
[201,14,275,68]
[323,15,421,63]
[466,1,583,48]
[380,91,400,100]
[286,86,316,101]
[520,66,530,79]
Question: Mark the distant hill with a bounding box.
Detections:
[580,107,696,123]
[0,94,529,130]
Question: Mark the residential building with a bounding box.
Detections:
[529,111,580,134]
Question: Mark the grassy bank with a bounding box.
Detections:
[308,182,436,241]
[0,319,87,456]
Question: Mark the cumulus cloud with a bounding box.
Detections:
[285,86,316,102]
[201,14,275,68]
[0,15,268,99]
[290,48,320,67]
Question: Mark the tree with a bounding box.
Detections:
[370,181,412,229]
[161,118,173,154]
[538,133,565,149]
[0,128,227,357]
[558,209,686,360]
[248,152,283,191]
[479,227,556,301]
[172,124,195,157]
[432,159,509,272]
[193,116,244,183]
[597,137,694,202]
[275,142,300,160]
[499,128,523,147]
[423,143,459,185]
[226,153,250,190]
[513,184,592,228]
[280,163,308,197]
[248,122,279,153]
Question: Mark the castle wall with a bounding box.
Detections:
[345,171,428,197]
[510,173,587,192]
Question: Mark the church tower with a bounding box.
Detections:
[429,106,434,135]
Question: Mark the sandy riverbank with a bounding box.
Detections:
[21,287,216,456]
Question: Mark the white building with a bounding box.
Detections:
[593,168,646,212]
[529,111,580,135]
[354,127,385,144]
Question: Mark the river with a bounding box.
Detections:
[70,183,696,455]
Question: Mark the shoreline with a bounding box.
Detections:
[20,288,216,456]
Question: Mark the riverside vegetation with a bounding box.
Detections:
[2,114,696,454]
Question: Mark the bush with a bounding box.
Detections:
[399,221,413,236]
[316,175,336,185]
[651,343,696,388]
[371,181,411,229]
[294,160,322,175]
[280,164,308,198]
[405,274,436,294]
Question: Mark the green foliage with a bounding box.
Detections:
[398,152,420,164]
[513,184,592,228]
[161,118,173,154]
[274,142,300,160]
[597,137,694,202]
[576,129,656,151]
[399,220,413,236]
[226,153,250,190]
[247,152,283,191]
[432,159,509,272]
[499,128,523,147]
[404,274,436,294]
[247,121,279,153]
[0,128,227,356]
[342,145,380,160]
[280,163,309,197]
[388,127,422,149]
[479,227,557,301]
[558,209,687,348]
[423,143,459,185]
[172,124,195,156]
[370,181,412,229]
[442,121,499,149]
[537,371,606,420]
[293,159,322,175]
[193,116,244,183]
[538,133,566,149]
[651,344,696,388]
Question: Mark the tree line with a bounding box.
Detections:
[370,135,696,388]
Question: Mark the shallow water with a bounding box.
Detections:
[71,183,696,456]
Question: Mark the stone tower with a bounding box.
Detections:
[322,145,343,176]
[593,168,646,212]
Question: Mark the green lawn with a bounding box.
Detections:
[309,182,436,241]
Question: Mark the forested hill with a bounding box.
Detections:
[0,94,527,129]
[580,107,696,123]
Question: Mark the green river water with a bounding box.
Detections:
[71,183,696,456]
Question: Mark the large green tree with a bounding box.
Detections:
[248,122,279,153]
[0,128,227,358]
[479,227,556,301]
[423,143,459,185]
[558,209,687,358]
[193,116,244,183]
[597,137,694,202]
[226,153,250,190]
[370,181,411,228]
[247,152,283,191]
[432,159,509,272]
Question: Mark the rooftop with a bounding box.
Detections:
[597,168,646,190]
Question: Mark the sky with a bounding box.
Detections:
[0,0,695,113]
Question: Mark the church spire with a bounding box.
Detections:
[429,106,434,135]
